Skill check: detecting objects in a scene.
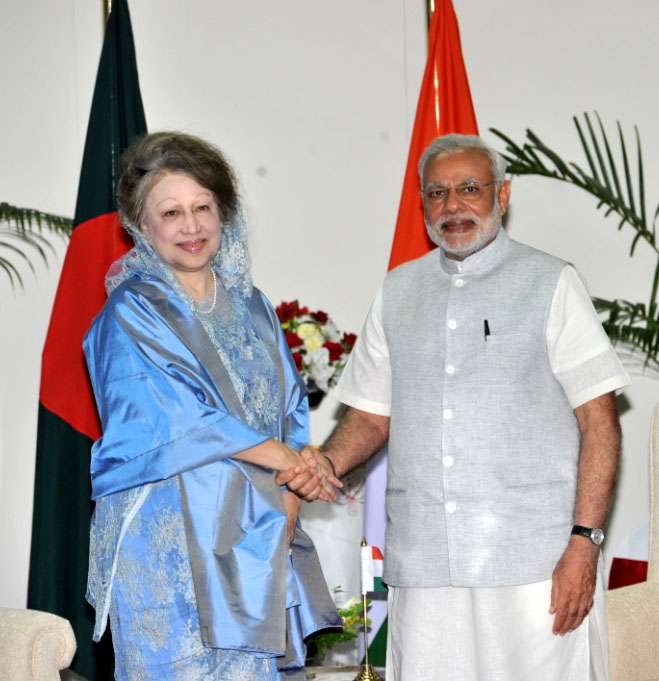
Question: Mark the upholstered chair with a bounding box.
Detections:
[607,401,659,681]
[0,608,76,680]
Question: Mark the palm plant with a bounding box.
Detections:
[0,202,72,288]
[490,113,659,368]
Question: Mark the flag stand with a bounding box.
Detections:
[353,539,383,681]
[352,591,383,681]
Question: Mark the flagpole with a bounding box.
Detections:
[103,0,112,26]
[426,0,435,27]
[353,538,383,681]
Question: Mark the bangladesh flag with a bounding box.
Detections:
[27,1,147,678]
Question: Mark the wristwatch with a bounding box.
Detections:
[571,525,605,546]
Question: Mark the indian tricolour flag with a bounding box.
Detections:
[361,543,386,595]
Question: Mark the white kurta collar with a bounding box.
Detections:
[439,227,510,275]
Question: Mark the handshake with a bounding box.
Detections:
[276,445,343,502]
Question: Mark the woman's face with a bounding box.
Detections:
[140,171,222,276]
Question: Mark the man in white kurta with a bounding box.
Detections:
[279,134,630,681]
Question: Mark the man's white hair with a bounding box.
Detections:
[418,134,508,185]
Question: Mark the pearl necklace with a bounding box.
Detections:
[195,266,217,314]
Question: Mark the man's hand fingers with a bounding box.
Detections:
[302,485,323,501]
[319,481,338,502]
[301,447,320,465]
[564,603,581,634]
[549,576,558,614]
[553,593,591,635]
[567,596,593,632]
[327,474,343,489]
[552,607,567,636]
[551,544,598,634]
[275,468,300,485]
[285,470,324,500]
[550,579,570,635]
[283,469,317,493]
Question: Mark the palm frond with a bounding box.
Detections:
[490,113,659,365]
[593,297,659,367]
[490,114,657,258]
[0,202,72,288]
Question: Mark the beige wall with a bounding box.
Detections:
[1,0,657,612]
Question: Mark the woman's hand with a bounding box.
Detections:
[282,491,301,544]
[277,442,304,471]
[233,438,305,472]
[276,445,343,502]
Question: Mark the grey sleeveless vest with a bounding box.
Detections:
[381,229,579,587]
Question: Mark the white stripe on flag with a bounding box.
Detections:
[361,544,375,594]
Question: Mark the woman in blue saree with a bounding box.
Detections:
[83,132,341,680]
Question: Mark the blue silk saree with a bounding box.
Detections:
[83,275,340,680]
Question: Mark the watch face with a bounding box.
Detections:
[590,528,605,546]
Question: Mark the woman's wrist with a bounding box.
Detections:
[275,441,300,471]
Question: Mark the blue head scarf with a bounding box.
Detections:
[105,207,280,433]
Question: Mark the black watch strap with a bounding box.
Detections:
[571,525,604,545]
[572,525,591,539]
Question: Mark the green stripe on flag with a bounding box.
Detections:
[365,615,388,667]
[28,408,115,679]
[373,576,387,593]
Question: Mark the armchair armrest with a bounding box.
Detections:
[0,608,76,681]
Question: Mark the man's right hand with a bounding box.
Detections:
[276,445,343,502]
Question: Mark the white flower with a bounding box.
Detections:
[306,347,334,392]
[297,322,319,339]
[304,333,325,353]
[324,320,341,342]
[297,322,325,352]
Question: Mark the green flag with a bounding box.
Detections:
[28,1,146,678]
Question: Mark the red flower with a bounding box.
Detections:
[285,332,303,349]
[292,351,303,371]
[342,332,357,349]
[323,341,344,362]
[276,300,300,323]
[311,310,329,323]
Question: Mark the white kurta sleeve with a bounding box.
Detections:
[333,287,392,416]
[547,265,631,408]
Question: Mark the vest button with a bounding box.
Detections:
[445,501,457,514]
[443,408,453,420]
[454,278,465,287]
[446,364,455,375]
[442,455,454,467]
[447,319,457,330]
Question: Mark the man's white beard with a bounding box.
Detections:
[425,201,503,258]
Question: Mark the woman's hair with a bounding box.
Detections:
[117,131,239,228]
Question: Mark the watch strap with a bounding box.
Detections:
[571,525,592,540]
[571,524,604,545]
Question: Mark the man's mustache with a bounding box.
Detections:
[430,212,481,231]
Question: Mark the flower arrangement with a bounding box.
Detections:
[276,300,357,406]
[305,594,370,665]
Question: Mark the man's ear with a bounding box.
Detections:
[497,179,511,215]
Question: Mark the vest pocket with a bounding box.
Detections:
[502,479,572,527]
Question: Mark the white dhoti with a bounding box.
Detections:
[386,576,608,681]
